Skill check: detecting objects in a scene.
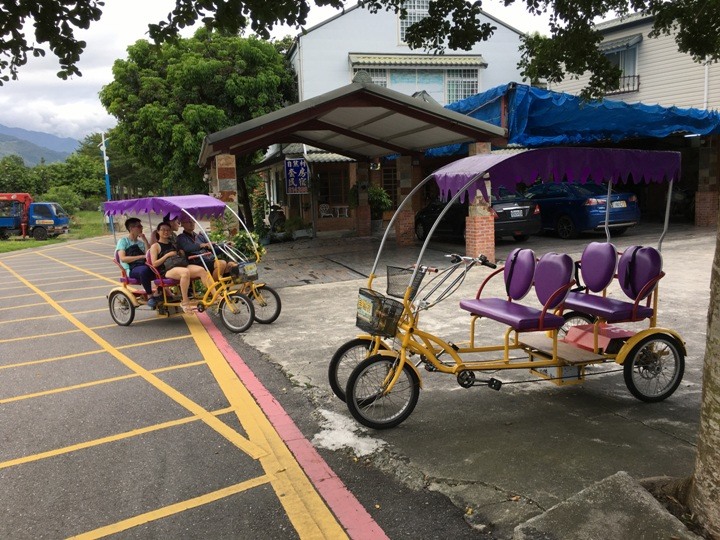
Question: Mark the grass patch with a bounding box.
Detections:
[0,211,109,254]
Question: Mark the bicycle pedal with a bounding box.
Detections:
[424,363,438,372]
[488,378,502,391]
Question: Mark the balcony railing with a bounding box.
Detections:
[606,75,640,96]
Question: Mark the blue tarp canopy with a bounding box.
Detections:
[427,83,720,156]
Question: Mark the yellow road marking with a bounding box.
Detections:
[0,360,205,404]
[186,317,348,539]
[69,476,273,540]
[0,407,234,470]
[0,260,266,460]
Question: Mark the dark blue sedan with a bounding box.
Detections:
[523,182,640,239]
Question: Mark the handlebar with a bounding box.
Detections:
[447,253,497,269]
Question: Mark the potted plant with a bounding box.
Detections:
[349,184,393,233]
[367,185,392,232]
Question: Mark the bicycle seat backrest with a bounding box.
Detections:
[580,242,617,292]
[534,252,574,309]
[504,248,536,300]
[617,246,663,302]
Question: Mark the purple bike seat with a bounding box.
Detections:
[459,298,566,330]
[564,292,654,322]
[617,246,663,301]
[504,248,536,300]
[580,242,617,292]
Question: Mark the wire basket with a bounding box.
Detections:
[356,288,404,338]
[386,266,425,300]
[236,261,259,282]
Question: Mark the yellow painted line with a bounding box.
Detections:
[0,292,37,299]
[186,317,348,539]
[67,245,115,259]
[0,301,46,310]
[0,328,81,344]
[36,252,119,285]
[0,406,234,470]
[69,476,273,539]
[43,284,111,293]
[0,260,266,460]
[0,360,205,405]
[1,336,193,370]
[0,309,108,326]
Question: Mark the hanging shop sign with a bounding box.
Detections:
[285,158,310,195]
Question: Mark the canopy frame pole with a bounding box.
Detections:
[604,179,612,243]
[659,178,674,252]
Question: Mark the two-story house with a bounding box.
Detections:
[551,12,720,227]
[257,1,526,234]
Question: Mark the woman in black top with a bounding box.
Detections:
[149,222,209,313]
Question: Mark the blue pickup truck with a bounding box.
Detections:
[0,193,70,240]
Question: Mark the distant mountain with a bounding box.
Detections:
[0,123,80,154]
[0,133,70,166]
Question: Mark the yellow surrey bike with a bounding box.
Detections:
[105,194,271,333]
[331,148,687,430]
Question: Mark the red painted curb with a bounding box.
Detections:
[197,313,388,540]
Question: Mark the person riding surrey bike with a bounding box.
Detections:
[115,217,161,308]
[176,216,238,280]
[148,221,212,313]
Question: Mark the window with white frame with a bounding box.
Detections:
[446,69,479,102]
[399,0,430,43]
[606,47,637,77]
[352,68,388,87]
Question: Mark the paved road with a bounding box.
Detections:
[0,238,481,539]
[236,222,712,538]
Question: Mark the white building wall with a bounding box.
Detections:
[552,19,720,111]
[290,5,526,102]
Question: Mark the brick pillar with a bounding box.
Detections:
[356,205,371,236]
[695,137,719,227]
[395,209,415,246]
[466,215,495,262]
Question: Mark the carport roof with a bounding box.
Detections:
[198,81,507,166]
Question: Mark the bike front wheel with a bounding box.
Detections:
[219,292,255,333]
[249,284,281,324]
[109,291,135,326]
[346,354,420,430]
[328,337,389,402]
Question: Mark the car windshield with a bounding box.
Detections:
[571,183,614,197]
[50,203,68,217]
[491,187,524,202]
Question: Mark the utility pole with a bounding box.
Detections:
[99,133,114,234]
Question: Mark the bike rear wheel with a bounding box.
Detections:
[328,337,389,402]
[346,354,420,430]
[623,335,684,402]
[219,292,255,333]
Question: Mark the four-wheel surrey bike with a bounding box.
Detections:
[330,149,687,430]
[104,195,281,333]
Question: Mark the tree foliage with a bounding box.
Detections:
[2,0,719,97]
[99,28,295,194]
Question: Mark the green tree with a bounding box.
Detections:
[0,154,31,193]
[40,185,82,214]
[99,28,295,215]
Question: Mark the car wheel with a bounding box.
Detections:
[556,215,578,239]
[415,221,427,241]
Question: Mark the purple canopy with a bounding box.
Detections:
[103,195,226,220]
[432,147,681,201]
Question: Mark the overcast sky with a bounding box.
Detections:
[0,0,551,142]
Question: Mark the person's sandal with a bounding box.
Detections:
[181,302,196,314]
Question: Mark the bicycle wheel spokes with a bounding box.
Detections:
[346,355,420,429]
